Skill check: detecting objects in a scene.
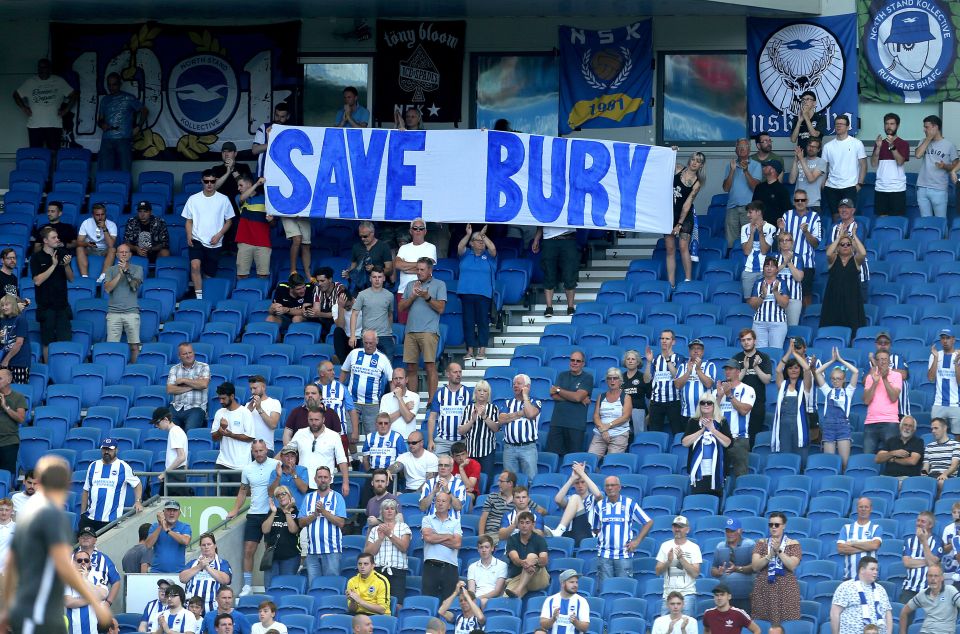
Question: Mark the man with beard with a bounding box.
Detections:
[876,415,924,479]
[11,469,37,517]
[124,201,170,262]
[80,437,144,533]
[298,466,348,585]
[733,329,772,446]
[268,444,309,508]
[871,113,909,216]
[290,407,350,498]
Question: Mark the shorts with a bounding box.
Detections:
[82,245,110,256]
[37,307,72,346]
[236,243,271,276]
[820,415,852,442]
[540,237,579,291]
[244,512,269,542]
[403,331,439,364]
[874,190,906,216]
[106,311,141,344]
[281,217,312,244]
[189,244,221,278]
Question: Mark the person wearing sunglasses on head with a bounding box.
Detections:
[819,200,867,336]
[681,392,732,500]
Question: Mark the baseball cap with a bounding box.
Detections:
[77,526,97,538]
[713,583,732,595]
[137,200,152,211]
[939,328,954,338]
[838,198,855,208]
[722,359,741,370]
[151,407,172,425]
[875,330,892,341]
[157,579,173,588]
[689,338,704,348]
[221,141,237,151]
[672,515,689,527]
[163,499,181,510]
[725,517,742,530]
[558,569,580,584]
[761,159,784,174]
[280,444,299,455]
[100,438,117,449]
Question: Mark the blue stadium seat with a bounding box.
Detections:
[19,427,54,471]
[606,303,643,328]
[898,477,937,507]
[70,363,107,408]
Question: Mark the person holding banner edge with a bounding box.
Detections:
[667,150,704,288]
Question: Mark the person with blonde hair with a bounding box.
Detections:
[667,151,706,286]
[588,367,632,457]
[458,379,499,476]
[681,392,732,498]
[0,294,29,383]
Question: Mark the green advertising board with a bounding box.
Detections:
[170,497,247,538]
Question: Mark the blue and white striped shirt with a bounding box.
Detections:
[429,385,473,442]
[155,609,198,634]
[776,255,804,301]
[650,354,684,403]
[184,555,233,611]
[502,397,542,444]
[740,222,777,273]
[781,208,822,269]
[589,495,652,560]
[83,459,141,523]
[319,380,357,436]
[342,349,392,405]
[891,354,910,418]
[89,549,120,589]
[830,224,870,282]
[902,535,943,592]
[718,383,755,439]
[420,475,468,518]
[751,278,788,323]
[931,351,959,407]
[539,592,590,634]
[140,598,164,631]
[299,490,346,555]
[676,361,717,417]
[819,384,856,418]
[837,520,882,579]
[66,571,105,634]
[363,430,407,469]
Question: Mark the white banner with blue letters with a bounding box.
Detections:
[264,126,674,233]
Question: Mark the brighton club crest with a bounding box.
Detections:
[758,22,845,117]
[399,44,440,103]
[580,47,633,91]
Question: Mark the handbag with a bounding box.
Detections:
[259,533,281,571]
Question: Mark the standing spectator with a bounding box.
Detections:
[234,175,273,280]
[76,203,118,281]
[380,368,421,441]
[539,570,590,634]
[211,142,252,218]
[789,90,827,150]
[708,519,756,611]
[929,329,960,437]
[837,498,883,580]
[739,202,776,299]
[269,446,309,509]
[703,584,759,634]
[863,351,904,456]
[477,471,514,539]
[393,218,437,324]
[832,199,871,298]
[146,500,192,573]
[151,408,188,494]
[830,556,892,634]
[346,553,391,615]
[820,212,868,334]
[821,114,867,219]
[503,512,549,598]
[751,132,782,165]
[183,170,234,299]
[783,184,823,310]
[252,102,290,177]
[399,257,447,400]
[0,300,30,384]
[388,431,438,492]
[722,138,762,248]
[922,418,959,493]
[750,512,802,625]
[547,462,600,544]
[122,523,154,574]
[645,331,685,435]
[79,438,143,533]
[876,415,924,479]
[30,225,73,362]
[499,374,542,483]
[774,232,804,326]
[104,243,143,362]
[734,329,773,444]
[772,348,812,464]
[675,339,717,422]
[655,516,703,614]
[180,533,233,612]
[13,58,77,150]
[351,266,394,360]
[341,330,393,436]
[304,267,345,342]
[97,72,146,172]
[282,384,321,444]
[466,535,508,606]
[260,486,302,588]
[457,224,497,359]
[259,107,310,273]
[622,350,649,433]
[814,349,859,470]
[458,381,498,476]
[363,414,408,472]
[651,591,698,634]
[10,469,36,517]
[244,376,281,453]
[211,382,255,494]
[343,222,393,295]
[716,359,755,477]
[31,201,78,253]
[666,151,705,287]
[421,491,462,601]
[266,272,309,325]
[289,407,350,495]
[336,87,370,128]
[363,469,398,525]
[167,343,211,431]
[589,368,632,457]
[317,361,359,448]
[871,113,910,216]
[419,454,468,517]
[545,350,594,454]
[790,141,827,215]
[899,563,960,634]
[124,202,170,262]
[226,440,277,596]
[592,476,654,586]
[682,394,732,499]
[333,291,362,365]
[0,250,24,308]
[363,498,410,607]
[426,363,471,455]
[297,466,348,585]
[752,160,791,225]
[531,226,578,317]
[914,114,958,218]
[438,583,485,632]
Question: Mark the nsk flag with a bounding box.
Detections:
[263,126,674,233]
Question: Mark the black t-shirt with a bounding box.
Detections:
[0,270,19,299]
[733,351,772,404]
[267,504,301,559]
[505,531,548,577]
[797,112,828,151]
[212,163,253,211]
[753,180,791,225]
[622,369,649,412]
[273,282,311,309]
[30,221,78,249]
[881,435,925,478]
[9,499,74,628]
[349,239,393,291]
[29,249,69,309]
[684,418,733,472]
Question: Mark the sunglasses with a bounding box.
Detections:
[793,198,807,202]
[699,401,714,406]
[768,522,783,528]
[202,179,217,184]
[411,226,426,231]
[76,558,91,563]
[408,439,422,445]
[570,359,584,363]
[839,242,852,247]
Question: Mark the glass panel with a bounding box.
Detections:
[661,53,747,144]
[303,62,371,127]
[475,54,558,137]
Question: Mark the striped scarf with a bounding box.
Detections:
[771,377,808,451]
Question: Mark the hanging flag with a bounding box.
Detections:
[558,20,653,135]
[374,20,466,125]
[859,0,960,103]
[747,14,858,137]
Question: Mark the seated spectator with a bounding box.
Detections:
[167,342,211,431]
[31,202,78,253]
[187,597,205,627]
[350,266,394,361]
[332,290,362,365]
[343,222,393,294]
[820,209,867,334]
[250,601,286,634]
[380,368,420,440]
[876,415,924,479]
[266,272,309,325]
[352,615,373,634]
[456,224,497,360]
[0,250,25,310]
[813,348,858,470]
[709,518,755,611]
[388,431,439,492]
[336,86,370,128]
[498,485,545,540]
[450,443,480,500]
[77,203,118,282]
[681,393,732,499]
[863,351,904,456]
[395,106,424,131]
[363,498,410,607]
[547,462,600,544]
[346,553,391,615]
[901,511,944,605]
[498,374,542,483]
[749,512,802,625]
[138,579,170,632]
[651,591,698,634]
[589,367,632,457]
[774,231,804,326]
[427,363,471,455]
[504,511,549,599]
[748,256,789,349]
[419,454,467,517]
[438,582,486,632]
[200,587,250,634]
[180,532,232,612]
[399,257,447,400]
[739,201,775,299]
[837,497,883,580]
[122,523,155,574]
[457,380,496,476]
[304,267,344,342]
[234,175,273,280]
[478,471,514,540]
[539,569,589,634]
[900,563,959,634]
[655,516,702,615]
[772,344,813,463]
[154,584,197,634]
[941,501,960,585]
[466,535,507,607]
[340,330,394,436]
[593,476,653,586]
[702,584,759,634]
[715,359,754,478]
[124,201,170,262]
[829,556,892,634]
[259,486,301,588]
[10,469,35,518]
[928,329,960,436]
[923,417,959,492]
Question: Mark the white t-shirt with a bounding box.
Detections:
[10,492,32,518]
[17,75,73,128]
[290,427,348,488]
[0,521,14,573]
[655,539,703,596]
[182,191,235,247]
[380,390,421,438]
[467,557,508,597]
[651,615,699,634]
[332,303,362,337]
[212,406,255,469]
[395,241,438,290]
[251,623,287,634]
[248,397,282,447]
[823,136,867,188]
[78,218,119,251]
[395,451,439,491]
[539,592,590,634]
[165,425,189,470]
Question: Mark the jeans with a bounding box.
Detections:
[98,137,133,173]
[171,407,207,431]
[741,271,762,300]
[776,412,809,468]
[917,186,948,218]
[264,556,300,588]
[377,336,396,364]
[863,422,899,455]
[305,553,342,586]
[596,557,633,588]
[357,403,380,435]
[461,294,492,349]
[661,593,698,617]
[503,442,539,483]
[754,320,788,349]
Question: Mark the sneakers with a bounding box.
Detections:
[544,306,554,318]
[239,584,253,597]
[96,273,106,284]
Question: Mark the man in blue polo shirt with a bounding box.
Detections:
[145,499,192,572]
